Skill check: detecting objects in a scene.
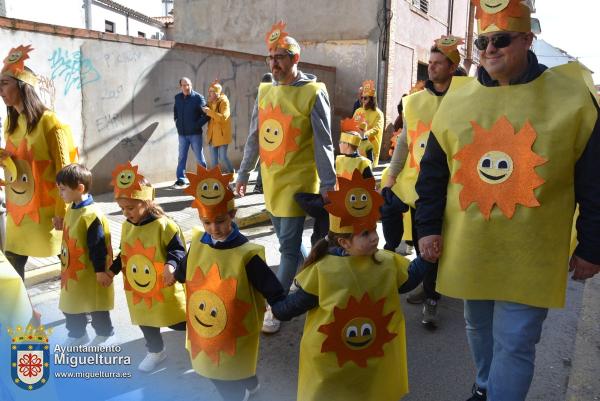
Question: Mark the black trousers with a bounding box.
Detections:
[410,207,440,301]
[139,321,186,353]
[64,311,114,338]
[5,251,28,280]
[294,192,329,246]
[211,375,258,401]
[380,187,408,251]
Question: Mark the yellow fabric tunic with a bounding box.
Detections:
[185,230,266,380]
[432,63,597,308]
[3,111,73,257]
[119,217,186,326]
[353,107,384,166]
[0,250,33,328]
[335,154,372,180]
[393,89,444,208]
[295,250,409,401]
[258,82,324,217]
[205,94,232,147]
[59,202,114,314]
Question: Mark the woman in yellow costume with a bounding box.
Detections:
[107,162,186,372]
[203,80,234,174]
[168,165,284,401]
[0,45,76,280]
[353,80,384,166]
[272,171,433,401]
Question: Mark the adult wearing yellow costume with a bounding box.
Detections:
[0,45,75,280]
[235,22,336,333]
[353,80,384,166]
[415,2,600,400]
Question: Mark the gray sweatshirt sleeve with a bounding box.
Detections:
[311,89,336,192]
[236,97,260,184]
[388,119,409,177]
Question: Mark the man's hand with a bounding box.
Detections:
[52,216,64,230]
[383,175,396,189]
[418,235,443,263]
[236,182,247,197]
[569,255,600,281]
[163,264,176,287]
[96,272,112,287]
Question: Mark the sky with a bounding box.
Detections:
[534,2,600,84]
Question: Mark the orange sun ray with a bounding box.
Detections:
[258,103,301,167]
[60,226,86,290]
[408,120,431,171]
[473,0,527,32]
[123,239,165,308]
[318,293,397,368]
[265,21,288,50]
[326,170,383,234]
[452,115,547,220]
[4,139,55,225]
[184,165,234,219]
[186,263,251,364]
[110,161,144,198]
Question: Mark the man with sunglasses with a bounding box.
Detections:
[383,35,465,328]
[235,22,336,334]
[415,1,600,401]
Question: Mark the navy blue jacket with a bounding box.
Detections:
[173,90,209,136]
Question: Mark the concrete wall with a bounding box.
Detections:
[0,17,335,193]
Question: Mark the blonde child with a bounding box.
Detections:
[273,171,433,401]
[166,165,284,401]
[56,164,114,347]
[107,162,186,372]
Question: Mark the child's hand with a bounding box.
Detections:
[96,272,112,287]
[163,264,176,287]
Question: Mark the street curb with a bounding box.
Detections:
[236,210,270,229]
[565,274,600,400]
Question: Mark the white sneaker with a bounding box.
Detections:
[62,333,90,347]
[242,380,260,401]
[261,307,280,334]
[138,350,166,372]
[88,334,119,347]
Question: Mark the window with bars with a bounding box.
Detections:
[105,20,115,33]
[412,0,429,14]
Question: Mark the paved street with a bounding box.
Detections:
[25,177,585,400]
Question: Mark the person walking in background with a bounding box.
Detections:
[173,77,209,187]
[204,80,234,174]
[353,80,384,166]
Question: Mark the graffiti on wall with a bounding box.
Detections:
[48,48,101,95]
[37,75,56,111]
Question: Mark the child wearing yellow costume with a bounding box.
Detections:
[56,164,114,347]
[272,171,433,401]
[167,165,284,401]
[107,162,186,373]
[354,80,384,166]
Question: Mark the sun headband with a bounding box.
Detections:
[471,0,531,34]
[1,45,38,87]
[265,21,301,55]
[340,118,362,147]
[185,165,234,219]
[361,80,376,97]
[209,79,222,95]
[325,170,383,234]
[111,161,154,201]
[434,35,464,64]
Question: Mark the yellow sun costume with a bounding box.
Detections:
[0,251,33,328]
[354,80,384,166]
[432,62,597,308]
[336,118,372,181]
[59,202,113,314]
[111,163,186,326]
[2,45,77,257]
[294,171,410,401]
[183,165,270,380]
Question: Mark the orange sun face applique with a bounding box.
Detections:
[326,170,383,234]
[452,116,547,220]
[2,45,33,75]
[318,293,397,368]
[4,139,54,225]
[408,120,431,171]
[123,239,165,308]
[110,162,144,198]
[185,165,234,219]
[186,263,251,364]
[258,103,301,167]
[60,226,86,290]
[472,0,526,31]
[265,21,288,50]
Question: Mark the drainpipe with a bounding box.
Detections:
[84,0,92,29]
[125,12,129,36]
[447,0,454,35]
[464,3,475,72]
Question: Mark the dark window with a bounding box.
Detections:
[138,31,146,38]
[412,0,429,14]
[105,20,115,33]
[417,62,428,82]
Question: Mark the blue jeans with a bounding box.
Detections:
[464,300,548,401]
[208,144,234,173]
[176,134,206,181]
[270,215,307,293]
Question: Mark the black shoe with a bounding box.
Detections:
[252,186,263,194]
[174,179,185,187]
[466,384,487,401]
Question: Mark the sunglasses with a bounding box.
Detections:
[474,33,521,51]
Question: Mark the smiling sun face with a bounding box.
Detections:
[408,120,431,171]
[452,116,546,220]
[474,0,526,31]
[60,227,86,290]
[319,293,396,368]
[344,188,372,218]
[186,263,251,364]
[265,21,288,49]
[479,0,510,13]
[185,165,234,219]
[258,103,301,167]
[110,162,144,198]
[123,239,165,308]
